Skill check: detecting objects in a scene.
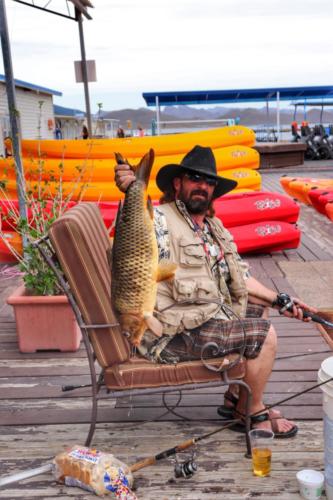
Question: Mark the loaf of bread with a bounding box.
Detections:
[54,445,136,498]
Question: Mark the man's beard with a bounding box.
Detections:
[180,189,212,214]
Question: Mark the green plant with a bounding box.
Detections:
[0,155,91,295]
[0,101,96,295]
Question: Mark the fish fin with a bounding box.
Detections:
[147,195,154,220]
[106,247,113,267]
[113,200,123,236]
[157,260,177,282]
[144,313,163,337]
[135,149,155,185]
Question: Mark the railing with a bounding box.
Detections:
[152,118,233,135]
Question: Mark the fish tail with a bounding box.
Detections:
[114,152,128,165]
[135,149,155,186]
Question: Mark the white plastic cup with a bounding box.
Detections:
[296,469,324,500]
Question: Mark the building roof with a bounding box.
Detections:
[142,85,333,107]
[0,74,62,96]
[54,104,85,117]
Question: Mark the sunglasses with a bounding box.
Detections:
[184,172,218,187]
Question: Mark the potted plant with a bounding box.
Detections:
[2,134,90,353]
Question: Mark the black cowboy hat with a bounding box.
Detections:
[156,145,237,199]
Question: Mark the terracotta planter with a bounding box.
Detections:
[7,285,82,353]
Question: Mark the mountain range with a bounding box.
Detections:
[100,105,333,129]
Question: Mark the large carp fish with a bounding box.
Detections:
[111,149,176,347]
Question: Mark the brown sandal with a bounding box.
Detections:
[230,410,298,439]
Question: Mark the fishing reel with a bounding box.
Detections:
[174,450,198,479]
[272,292,294,314]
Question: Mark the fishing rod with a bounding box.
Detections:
[273,292,333,328]
[250,290,333,329]
[129,420,237,476]
[0,421,238,488]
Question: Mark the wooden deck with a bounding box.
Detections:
[0,166,332,498]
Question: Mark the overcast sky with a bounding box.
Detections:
[2,0,333,112]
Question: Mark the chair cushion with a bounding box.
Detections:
[104,354,245,390]
[49,203,130,366]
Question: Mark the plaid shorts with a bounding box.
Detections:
[160,304,270,363]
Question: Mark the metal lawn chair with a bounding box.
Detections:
[34,203,252,454]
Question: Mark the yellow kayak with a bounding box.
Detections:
[7,126,255,159]
[0,145,259,183]
[221,168,261,191]
[1,171,256,202]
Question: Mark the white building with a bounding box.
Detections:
[1,75,121,154]
[54,104,120,140]
[0,75,61,155]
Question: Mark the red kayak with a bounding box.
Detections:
[318,192,333,217]
[325,201,333,221]
[229,221,301,254]
[0,230,23,262]
[214,191,299,227]
[308,188,333,215]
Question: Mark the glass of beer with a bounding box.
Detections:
[249,429,274,477]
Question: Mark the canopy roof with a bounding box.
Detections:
[143,85,333,107]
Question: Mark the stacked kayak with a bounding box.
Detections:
[280,175,333,221]
[1,125,302,260]
[0,169,261,202]
[2,126,260,202]
[5,126,255,159]
[0,190,301,261]
[215,191,300,254]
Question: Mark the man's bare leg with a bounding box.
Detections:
[236,325,295,433]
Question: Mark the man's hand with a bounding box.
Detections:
[114,163,135,193]
[280,297,317,322]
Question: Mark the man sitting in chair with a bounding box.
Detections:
[115,145,315,438]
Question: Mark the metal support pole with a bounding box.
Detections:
[0,0,27,226]
[155,95,160,136]
[276,91,280,142]
[76,8,92,137]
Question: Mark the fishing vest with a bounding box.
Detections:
[155,202,248,335]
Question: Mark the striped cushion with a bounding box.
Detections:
[49,203,130,366]
[105,354,245,389]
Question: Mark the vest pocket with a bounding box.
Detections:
[173,278,197,300]
[179,238,205,267]
[172,277,219,302]
[196,278,219,299]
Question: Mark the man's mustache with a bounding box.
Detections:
[191,190,208,199]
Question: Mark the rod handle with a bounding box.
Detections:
[130,457,156,473]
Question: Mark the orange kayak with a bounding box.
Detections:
[0,145,259,183]
[0,166,260,202]
[286,178,333,205]
[280,176,324,200]
[6,126,255,159]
